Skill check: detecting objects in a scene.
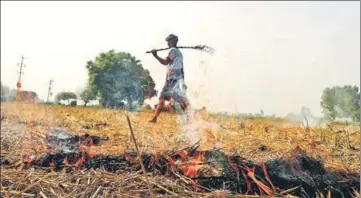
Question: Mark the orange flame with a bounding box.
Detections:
[63,156,69,166]
[241,169,252,194]
[261,163,277,192]
[63,155,87,167]
[247,167,273,196]
[80,136,94,146]
[79,144,95,159]
[73,156,86,167]
[50,160,55,168]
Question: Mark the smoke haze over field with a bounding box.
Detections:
[1,1,359,117]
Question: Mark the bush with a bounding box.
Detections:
[70,101,77,107]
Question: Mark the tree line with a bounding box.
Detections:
[1,50,158,110]
[1,49,359,120]
[320,85,360,122]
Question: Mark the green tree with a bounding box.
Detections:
[1,83,16,102]
[321,85,360,121]
[79,87,96,107]
[7,89,17,102]
[1,82,9,101]
[55,92,77,105]
[86,50,157,110]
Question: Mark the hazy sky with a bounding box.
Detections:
[1,1,360,116]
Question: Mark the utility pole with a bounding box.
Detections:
[47,79,54,103]
[17,56,25,82]
[16,56,26,102]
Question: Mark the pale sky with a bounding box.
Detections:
[1,1,360,117]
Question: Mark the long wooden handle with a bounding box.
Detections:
[146,47,171,53]
[146,45,215,55]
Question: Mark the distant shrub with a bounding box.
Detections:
[70,101,77,107]
[330,120,360,126]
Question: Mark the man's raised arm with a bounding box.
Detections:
[152,49,175,66]
[152,50,168,65]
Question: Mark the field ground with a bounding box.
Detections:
[1,103,360,197]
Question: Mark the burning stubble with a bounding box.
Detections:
[177,117,222,147]
[1,103,56,163]
[169,55,225,148]
[1,103,360,197]
[11,130,361,197]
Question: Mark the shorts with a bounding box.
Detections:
[160,78,188,102]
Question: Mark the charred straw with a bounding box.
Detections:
[11,129,360,198]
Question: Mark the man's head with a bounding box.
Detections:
[166,34,178,47]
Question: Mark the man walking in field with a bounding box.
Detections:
[149,34,191,123]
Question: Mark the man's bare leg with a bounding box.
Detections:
[149,98,166,123]
[179,100,193,122]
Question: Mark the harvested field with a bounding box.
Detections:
[1,103,360,197]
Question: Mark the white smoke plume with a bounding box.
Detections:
[177,114,221,146]
[286,106,326,128]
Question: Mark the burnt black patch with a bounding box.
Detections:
[18,130,360,197]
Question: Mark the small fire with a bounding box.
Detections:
[261,163,277,192]
[63,155,87,167]
[14,130,360,197]
[79,136,94,146]
[73,156,86,167]
[20,148,39,165]
[241,169,252,194]
[63,156,69,166]
[247,167,273,196]
[50,160,55,168]
[79,144,95,159]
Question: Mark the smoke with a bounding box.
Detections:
[175,109,221,147]
[178,118,221,145]
[167,53,225,147]
[1,84,17,102]
[333,104,350,120]
[286,106,326,128]
[100,68,144,111]
[47,129,79,153]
